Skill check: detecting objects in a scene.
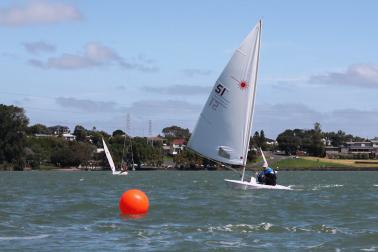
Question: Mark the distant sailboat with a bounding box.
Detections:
[188,20,290,190]
[102,138,128,176]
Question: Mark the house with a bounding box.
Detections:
[48,125,70,135]
[265,138,277,146]
[147,136,166,145]
[34,133,53,138]
[370,138,378,148]
[322,138,332,146]
[170,138,186,155]
[344,142,373,153]
[325,141,375,159]
[62,133,76,141]
[96,148,104,153]
[162,144,171,154]
[325,146,341,158]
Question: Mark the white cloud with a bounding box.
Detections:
[0,1,82,26]
[28,59,45,68]
[309,64,378,89]
[253,103,323,137]
[126,100,201,119]
[45,96,378,138]
[52,97,200,135]
[55,97,200,119]
[1,52,18,59]
[253,103,378,138]
[144,84,211,96]
[29,42,159,71]
[55,97,119,113]
[23,41,55,54]
[182,68,213,77]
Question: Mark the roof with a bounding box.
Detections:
[345,142,371,144]
[172,139,186,145]
[325,146,340,150]
[147,136,164,141]
[62,133,75,137]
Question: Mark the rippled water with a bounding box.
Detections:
[0,171,377,251]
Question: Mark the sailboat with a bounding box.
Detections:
[102,138,128,176]
[188,20,290,190]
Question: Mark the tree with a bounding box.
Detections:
[252,131,260,146]
[129,137,163,167]
[251,130,267,150]
[73,125,87,142]
[324,130,347,147]
[50,140,94,167]
[307,122,324,156]
[89,131,106,147]
[173,149,203,169]
[162,125,190,140]
[112,129,125,137]
[276,129,300,155]
[258,130,267,150]
[247,148,257,163]
[276,123,325,157]
[27,123,49,135]
[0,104,29,170]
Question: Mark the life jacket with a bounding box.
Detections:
[258,167,277,186]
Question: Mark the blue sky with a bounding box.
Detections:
[1,0,378,138]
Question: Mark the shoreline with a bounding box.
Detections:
[4,166,378,171]
[275,167,378,171]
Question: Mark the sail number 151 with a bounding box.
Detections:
[215,83,227,96]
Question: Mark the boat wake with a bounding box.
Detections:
[199,223,342,235]
[0,234,49,241]
[312,184,344,190]
[360,246,378,251]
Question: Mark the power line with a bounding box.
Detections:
[24,106,88,115]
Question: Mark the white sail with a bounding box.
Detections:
[102,138,116,174]
[188,21,262,166]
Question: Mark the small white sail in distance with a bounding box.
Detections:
[188,21,262,166]
[102,138,117,175]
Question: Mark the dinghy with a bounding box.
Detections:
[188,20,290,190]
[102,138,128,176]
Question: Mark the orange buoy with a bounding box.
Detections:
[119,189,149,215]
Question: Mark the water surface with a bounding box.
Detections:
[0,171,377,251]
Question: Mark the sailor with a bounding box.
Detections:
[257,163,277,186]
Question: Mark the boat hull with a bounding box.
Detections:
[112,171,128,176]
[224,179,291,190]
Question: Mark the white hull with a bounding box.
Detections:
[112,171,128,176]
[224,178,291,190]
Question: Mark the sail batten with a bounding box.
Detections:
[188,21,262,166]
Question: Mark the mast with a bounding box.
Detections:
[121,134,127,170]
[241,20,262,181]
[121,116,128,170]
[130,137,135,170]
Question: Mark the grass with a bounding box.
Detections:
[163,156,173,162]
[271,157,348,169]
[302,157,378,168]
